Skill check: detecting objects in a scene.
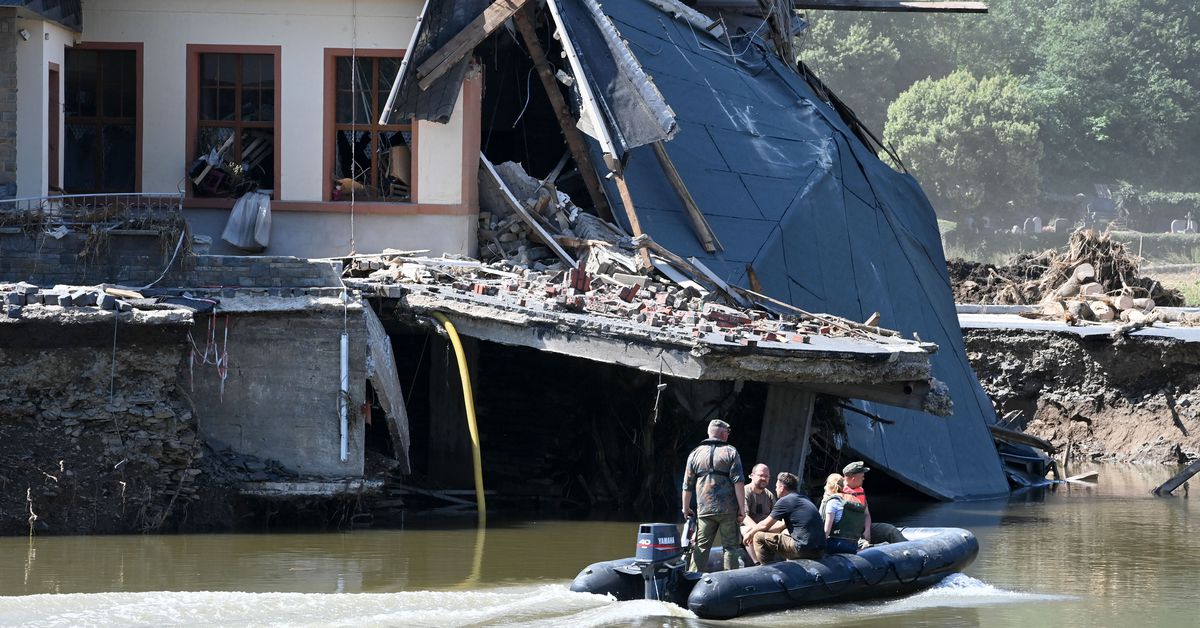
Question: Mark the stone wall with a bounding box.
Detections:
[0,311,215,535]
[0,229,342,289]
[0,14,17,198]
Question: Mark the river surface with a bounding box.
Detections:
[1,464,1196,627]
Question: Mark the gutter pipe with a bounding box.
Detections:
[340,332,350,462]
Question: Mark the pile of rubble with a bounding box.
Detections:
[477,159,635,269]
[3,282,141,317]
[346,159,907,350]
[360,255,833,347]
[346,245,903,354]
[951,230,1192,327]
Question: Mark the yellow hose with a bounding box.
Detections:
[431,312,486,521]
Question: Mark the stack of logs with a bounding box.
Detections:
[1040,262,1198,326]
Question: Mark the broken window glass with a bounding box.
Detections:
[193,52,277,198]
[330,55,411,202]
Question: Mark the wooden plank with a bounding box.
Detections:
[988,423,1058,455]
[1153,459,1200,495]
[614,174,653,270]
[417,0,532,90]
[191,133,235,185]
[757,385,816,476]
[728,284,903,338]
[512,7,615,222]
[544,0,620,163]
[791,1,987,12]
[104,286,144,300]
[651,141,720,253]
[363,305,412,474]
[632,235,731,300]
[1065,470,1099,483]
[480,152,577,267]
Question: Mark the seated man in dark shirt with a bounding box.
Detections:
[741,472,826,562]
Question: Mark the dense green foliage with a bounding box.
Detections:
[884,71,1042,220]
[798,0,1200,219]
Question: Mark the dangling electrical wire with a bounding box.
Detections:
[348,0,359,255]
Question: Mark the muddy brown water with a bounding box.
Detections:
[1,464,1197,627]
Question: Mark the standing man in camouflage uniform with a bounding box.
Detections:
[681,419,747,572]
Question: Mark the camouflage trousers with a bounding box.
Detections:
[689,513,746,571]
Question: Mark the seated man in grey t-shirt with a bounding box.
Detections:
[739,463,783,564]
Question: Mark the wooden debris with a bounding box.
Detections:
[988,423,1057,454]
[416,0,531,90]
[1133,297,1157,311]
[1050,263,1094,299]
[958,231,1197,331]
[479,153,576,267]
[652,141,721,253]
[512,6,614,221]
[1153,459,1200,496]
[1065,470,1099,483]
[1091,301,1115,322]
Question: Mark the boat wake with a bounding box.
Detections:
[755,573,1072,625]
[880,572,1072,609]
[0,584,691,628]
[0,575,1066,628]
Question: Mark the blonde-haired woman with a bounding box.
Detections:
[820,473,866,554]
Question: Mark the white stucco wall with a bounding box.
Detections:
[71,0,479,258]
[187,208,475,259]
[14,18,72,198]
[79,0,468,205]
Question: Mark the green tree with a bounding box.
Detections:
[799,13,901,132]
[800,0,1200,195]
[1029,0,1200,190]
[884,71,1043,222]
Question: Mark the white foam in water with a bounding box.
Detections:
[0,577,1068,628]
[0,585,678,628]
[753,573,1073,626]
[904,572,1072,604]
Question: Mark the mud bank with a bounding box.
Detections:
[965,328,1200,464]
[0,304,360,536]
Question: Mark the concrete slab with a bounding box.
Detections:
[238,479,385,498]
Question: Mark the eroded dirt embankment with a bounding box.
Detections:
[965,329,1200,464]
[0,315,237,536]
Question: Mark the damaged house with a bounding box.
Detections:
[1,0,1004,533]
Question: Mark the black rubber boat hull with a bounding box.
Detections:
[570,527,978,620]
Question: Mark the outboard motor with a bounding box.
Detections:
[633,522,688,601]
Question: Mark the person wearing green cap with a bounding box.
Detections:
[681,418,748,571]
[841,461,908,545]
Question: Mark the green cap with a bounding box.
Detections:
[842,461,869,475]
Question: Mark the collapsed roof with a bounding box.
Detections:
[389,0,1008,499]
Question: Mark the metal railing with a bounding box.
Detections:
[0,192,185,232]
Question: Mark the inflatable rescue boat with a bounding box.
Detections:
[570,523,978,619]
